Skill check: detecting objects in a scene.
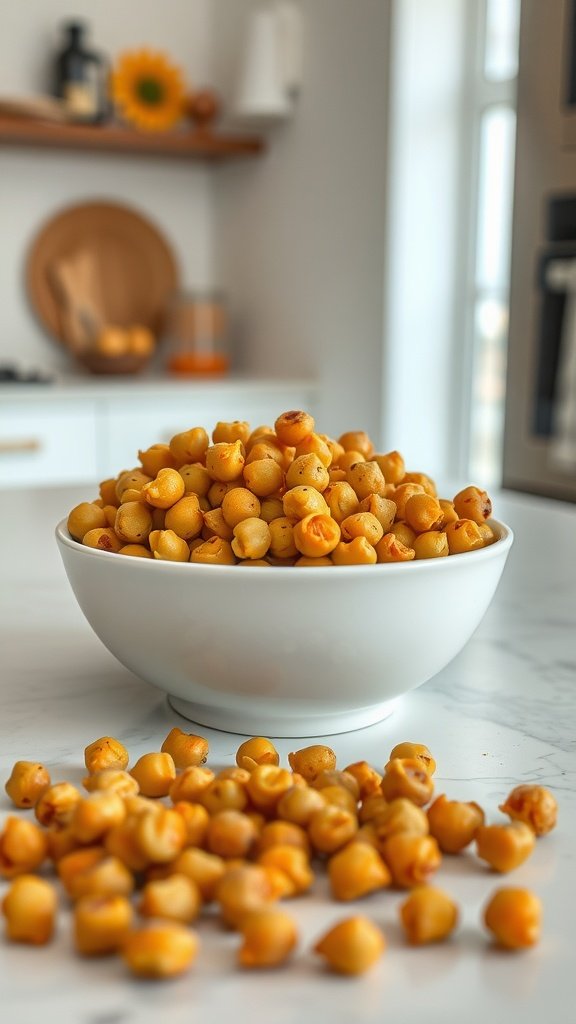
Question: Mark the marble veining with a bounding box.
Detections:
[0,486,575,1024]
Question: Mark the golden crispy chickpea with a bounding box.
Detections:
[358,794,389,824]
[475,822,536,873]
[343,762,383,799]
[139,874,202,924]
[114,501,153,545]
[330,537,376,565]
[104,819,149,873]
[236,737,279,771]
[172,802,209,847]
[132,808,186,867]
[231,517,271,560]
[265,517,297,559]
[375,533,415,563]
[314,916,385,975]
[318,434,345,465]
[172,848,226,902]
[315,786,357,815]
[372,450,405,485]
[371,799,429,848]
[74,894,133,955]
[478,522,496,544]
[122,922,199,978]
[499,784,558,836]
[438,498,459,527]
[201,778,248,815]
[413,531,449,559]
[388,742,436,776]
[169,765,214,804]
[238,908,298,968]
[453,485,492,523]
[2,875,57,945]
[274,410,315,447]
[246,766,295,814]
[288,745,335,782]
[45,824,79,863]
[0,816,48,877]
[312,770,360,800]
[66,854,135,902]
[294,432,332,468]
[151,507,167,530]
[400,886,458,945]
[67,502,107,541]
[256,821,310,857]
[82,527,123,553]
[340,512,383,546]
[102,503,120,527]
[119,544,152,558]
[178,462,212,497]
[282,485,329,522]
[277,785,326,826]
[402,472,437,496]
[216,864,278,928]
[294,556,332,566]
[260,496,285,523]
[257,845,314,896]
[388,522,416,547]
[427,795,485,853]
[323,481,359,524]
[245,441,285,467]
[163,494,204,540]
[445,518,484,554]
[207,810,258,859]
[346,461,387,501]
[328,467,347,483]
[292,514,340,557]
[142,467,186,511]
[337,450,366,473]
[404,493,443,533]
[4,760,50,808]
[217,765,252,785]
[138,443,177,476]
[220,487,261,528]
[206,480,235,508]
[308,805,358,855]
[381,758,434,806]
[85,736,129,775]
[391,482,425,519]
[118,487,147,504]
[285,454,330,493]
[83,769,139,798]
[71,792,127,844]
[56,849,105,890]
[483,887,541,949]
[169,427,209,466]
[149,528,190,562]
[328,841,391,900]
[382,833,442,888]
[35,781,81,827]
[357,494,397,532]
[130,753,176,798]
[190,537,236,564]
[161,727,208,769]
[338,431,374,459]
[243,459,284,497]
[213,420,251,445]
[202,507,234,541]
[115,469,152,503]
[205,440,245,483]
[99,477,119,506]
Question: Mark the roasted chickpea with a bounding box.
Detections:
[260,496,285,523]
[203,507,234,541]
[149,528,190,562]
[169,765,214,803]
[115,469,152,503]
[375,533,415,563]
[294,556,333,566]
[169,427,209,466]
[220,487,261,528]
[293,514,340,557]
[2,875,57,944]
[277,785,326,826]
[453,485,492,523]
[99,477,119,506]
[346,461,386,500]
[61,850,134,901]
[343,761,383,799]
[288,745,336,782]
[201,778,248,815]
[266,517,298,559]
[357,494,397,532]
[308,806,358,855]
[205,440,245,483]
[207,810,258,859]
[238,908,298,968]
[478,521,496,544]
[130,753,176,798]
[246,766,294,814]
[438,498,459,527]
[67,502,107,541]
[164,495,204,540]
[119,544,152,558]
[114,501,153,544]
[340,512,383,545]
[213,420,251,445]
[257,845,314,896]
[412,531,449,559]
[483,887,541,949]
[338,450,366,472]
[245,441,285,467]
[4,760,50,808]
[371,799,429,847]
[0,816,48,877]
[312,770,360,800]
[139,873,202,924]
[232,517,271,560]
[243,459,284,497]
[391,482,425,520]
[216,864,278,928]
[135,808,187,864]
[82,527,123,553]
[328,841,391,900]
[445,518,484,554]
[161,727,208,769]
[338,431,374,459]
[142,467,186,510]
[179,462,212,497]
[331,537,377,565]
[172,848,226,902]
[388,742,436,776]
[74,894,133,955]
[256,821,310,857]
[282,485,329,521]
[388,522,416,547]
[83,769,139,798]
[404,493,443,533]
[358,794,389,824]
[372,450,405,484]
[285,453,330,492]
[236,737,280,771]
[323,481,359,524]
[274,410,315,447]
[138,443,177,476]
[122,922,199,978]
[293,432,332,468]
[427,795,485,853]
[314,916,385,975]
[400,886,458,945]
[172,802,210,847]
[382,833,442,888]
[402,472,437,496]
[71,792,127,844]
[85,736,129,775]
[35,782,81,827]
[381,758,434,806]
[499,784,558,836]
[475,822,536,873]
[318,434,345,465]
[190,537,236,564]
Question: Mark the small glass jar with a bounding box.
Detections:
[165,290,229,376]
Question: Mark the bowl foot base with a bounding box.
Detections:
[167,695,399,738]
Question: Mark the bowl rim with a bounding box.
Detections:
[55,517,514,579]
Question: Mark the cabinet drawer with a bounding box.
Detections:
[0,402,98,488]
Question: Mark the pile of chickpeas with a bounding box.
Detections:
[66,410,497,565]
[1,733,556,978]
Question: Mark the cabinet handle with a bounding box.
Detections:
[0,438,42,454]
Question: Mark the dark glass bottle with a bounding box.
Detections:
[54,22,106,123]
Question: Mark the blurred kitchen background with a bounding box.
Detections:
[1,0,575,500]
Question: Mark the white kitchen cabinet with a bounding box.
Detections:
[0,378,318,488]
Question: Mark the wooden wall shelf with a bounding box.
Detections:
[0,117,264,161]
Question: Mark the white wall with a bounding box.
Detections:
[211,0,392,442]
[0,0,214,371]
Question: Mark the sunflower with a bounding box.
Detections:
[111,50,187,132]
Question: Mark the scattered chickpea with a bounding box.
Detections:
[129,753,176,798]
[2,875,57,944]
[0,816,48,878]
[35,782,82,827]
[236,736,279,771]
[288,745,337,782]
[427,795,485,853]
[382,833,442,888]
[381,758,434,806]
[499,784,558,836]
[70,792,126,844]
[453,485,492,523]
[238,908,298,968]
[4,760,51,809]
[277,785,326,826]
[149,529,190,562]
[83,769,139,798]
[61,852,135,902]
[207,810,258,859]
[246,766,295,814]
[122,922,199,978]
[358,794,389,824]
[370,799,429,847]
[172,848,226,902]
[343,761,382,798]
[257,845,314,896]
[308,805,358,855]
[388,742,436,776]
[256,820,310,857]
[74,894,133,955]
[483,887,541,949]
[314,916,385,975]
[172,801,210,847]
[139,874,202,924]
[84,736,129,775]
[475,822,536,873]
[201,778,248,815]
[216,864,278,928]
[169,765,215,803]
[400,886,458,945]
[328,841,391,900]
[160,727,208,769]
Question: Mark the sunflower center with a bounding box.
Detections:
[136,77,165,105]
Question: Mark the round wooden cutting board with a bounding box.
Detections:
[26,201,179,345]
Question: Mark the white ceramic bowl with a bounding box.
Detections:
[56,519,513,737]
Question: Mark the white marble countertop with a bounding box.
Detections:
[1,486,575,1024]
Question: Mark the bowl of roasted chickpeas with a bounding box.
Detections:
[56,410,513,736]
